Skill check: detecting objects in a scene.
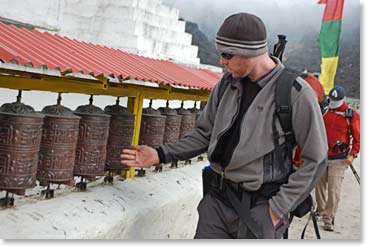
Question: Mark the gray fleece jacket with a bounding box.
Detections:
[160,57,328,218]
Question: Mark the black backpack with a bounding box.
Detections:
[217,67,321,239]
[273,68,321,239]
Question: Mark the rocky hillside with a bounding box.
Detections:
[183,19,360,99]
[185,20,359,98]
[184,20,220,67]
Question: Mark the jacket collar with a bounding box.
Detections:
[256,56,284,88]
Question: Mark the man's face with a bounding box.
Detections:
[219,54,256,79]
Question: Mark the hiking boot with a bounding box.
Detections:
[314,212,323,221]
[323,222,334,231]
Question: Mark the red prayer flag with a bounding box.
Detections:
[319,0,345,21]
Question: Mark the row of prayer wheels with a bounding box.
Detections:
[140,100,201,148]
[0,92,134,204]
[139,100,201,174]
[0,91,202,206]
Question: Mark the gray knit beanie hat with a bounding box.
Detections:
[216,12,268,57]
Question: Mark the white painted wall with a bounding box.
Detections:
[0,0,64,31]
[0,0,213,105]
[59,0,200,64]
[0,0,201,65]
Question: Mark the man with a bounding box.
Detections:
[121,13,327,239]
[293,71,328,167]
[315,85,360,232]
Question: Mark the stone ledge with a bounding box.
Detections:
[0,161,207,239]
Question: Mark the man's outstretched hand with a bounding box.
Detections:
[120,145,160,168]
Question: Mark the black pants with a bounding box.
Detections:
[194,189,289,239]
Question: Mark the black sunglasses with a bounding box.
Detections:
[220,53,234,60]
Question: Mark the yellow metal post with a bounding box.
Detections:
[121,93,144,179]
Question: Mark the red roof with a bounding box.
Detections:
[0,22,222,90]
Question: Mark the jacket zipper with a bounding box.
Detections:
[271,155,274,181]
[219,170,225,190]
[214,94,242,176]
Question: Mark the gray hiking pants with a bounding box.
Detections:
[194,191,289,239]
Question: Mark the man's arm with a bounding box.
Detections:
[345,110,360,165]
[350,111,360,155]
[158,78,224,163]
[121,76,225,167]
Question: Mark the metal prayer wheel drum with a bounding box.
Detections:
[158,107,182,144]
[189,107,202,127]
[139,107,166,148]
[176,107,195,139]
[104,100,135,172]
[37,98,80,186]
[0,93,44,195]
[74,98,111,179]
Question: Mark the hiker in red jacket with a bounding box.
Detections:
[293,72,328,167]
[315,85,360,232]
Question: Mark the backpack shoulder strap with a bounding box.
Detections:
[345,107,354,140]
[272,67,301,178]
[274,67,301,139]
[345,107,353,119]
[332,108,353,127]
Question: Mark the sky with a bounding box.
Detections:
[162,0,360,44]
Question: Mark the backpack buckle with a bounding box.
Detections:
[273,131,280,140]
[284,131,293,136]
[274,130,294,142]
[284,131,295,142]
[277,105,289,113]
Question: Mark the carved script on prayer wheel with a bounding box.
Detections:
[0,96,44,195]
[37,103,80,185]
[139,107,166,148]
[158,107,182,144]
[176,107,195,139]
[104,102,135,172]
[74,102,110,178]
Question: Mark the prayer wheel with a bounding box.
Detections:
[0,91,44,199]
[139,102,166,148]
[189,102,204,162]
[189,102,202,127]
[74,95,110,182]
[137,101,166,176]
[104,97,135,173]
[176,102,195,139]
[37,93,80,188]
[158,101,182,144]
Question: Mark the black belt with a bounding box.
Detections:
[210,171,282,202]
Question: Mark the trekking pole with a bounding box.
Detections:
[310,209,321,239]
[349,164,360,185]
[272,34,287,61]
[300,207,321,239]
